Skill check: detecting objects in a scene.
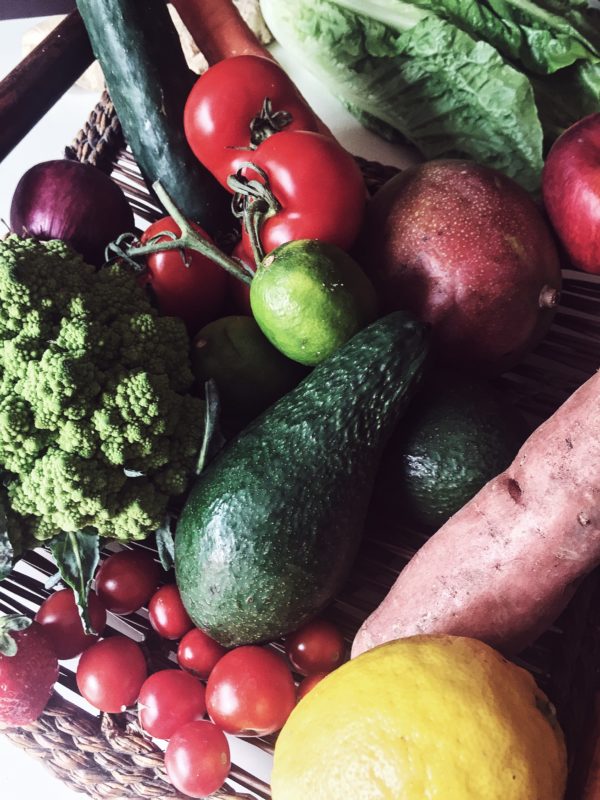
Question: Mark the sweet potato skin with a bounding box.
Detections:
[352,370,600,658]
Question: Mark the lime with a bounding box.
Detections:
[191,316,308,426]
[250,239,377,365]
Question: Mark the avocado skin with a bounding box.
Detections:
[175,311,429,646]
[371,371,529,531]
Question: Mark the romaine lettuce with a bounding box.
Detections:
[261,0,543,189]
[261,0,600,191]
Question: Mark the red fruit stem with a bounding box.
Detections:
[249,97,293,146]
[109,182,251,285]
[228,162,281,266]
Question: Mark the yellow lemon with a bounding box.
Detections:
[271,635,567,800]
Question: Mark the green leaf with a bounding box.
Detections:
[0,614,32,657]
[0,530,13,583]
[195,379,225,476]
[49,529,100,635]
[262,0,544,190]
[155,516,175,571]
[406,0,600,75]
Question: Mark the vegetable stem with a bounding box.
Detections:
[117,181,252,285]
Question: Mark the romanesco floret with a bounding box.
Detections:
[0,235,204,542]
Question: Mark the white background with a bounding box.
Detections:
[0,13,413,800]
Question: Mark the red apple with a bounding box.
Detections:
[542,113,600,274]
[358,160,562,373]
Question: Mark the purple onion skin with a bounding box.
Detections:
[10,160,135,266]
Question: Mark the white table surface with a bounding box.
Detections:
[0,13,415,800]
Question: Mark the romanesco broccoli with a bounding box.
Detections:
[0,235,204,542]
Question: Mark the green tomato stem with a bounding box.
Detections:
[127,182,252,285]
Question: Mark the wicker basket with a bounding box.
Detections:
[1,11,600,800]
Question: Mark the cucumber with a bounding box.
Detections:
[175,312,430,646]
[76,0,230,236]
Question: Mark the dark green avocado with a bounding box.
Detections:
[175,311,429,646]
[371,370,529,531]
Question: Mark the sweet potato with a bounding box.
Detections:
[352,369,600,658]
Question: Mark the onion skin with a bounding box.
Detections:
[10,160,134,265]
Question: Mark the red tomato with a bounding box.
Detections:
[165,720,230,798]
[296,671,328,702]
[76,636,147,713]
[239,130,366,258]
[35,588,107,660]
[184,55,320,189]
[285,618,346,676]
[148,584,194,640]
[177,628,228,680]
[95,549,162,615]
[206,646,296,736]
[138,669,206,740]
[140,216,227,335]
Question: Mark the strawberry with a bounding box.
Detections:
[0,615,59,726]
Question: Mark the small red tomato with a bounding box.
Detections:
[95,549,162,615]
[296,672,328,702]
[165,720,231,798]
[138,669,206,740]
[206,646,296,736]
[0,617,59,726]
[178,628,228,680]
[148,584,194,640]
[140,216,227,335]
[76,636,147,713]
[285,618,346,676]
[35,588,107,660]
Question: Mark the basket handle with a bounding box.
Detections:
[0,10,94,163]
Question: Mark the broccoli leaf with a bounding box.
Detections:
[262,0,543,189]
[195,380,225,476]
[49,529,100,635]
[0,494,16,582]
[155,516,175,571]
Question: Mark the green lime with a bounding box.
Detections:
[250,239,378,365]
[370,372,529,531]
[191,315,308,426]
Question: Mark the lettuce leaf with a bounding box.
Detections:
[261,0,543,190]
[407,0,600,75]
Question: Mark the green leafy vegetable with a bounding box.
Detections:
[0,528,12,583]
[261,0,600,190]
[0,235,204,544]
[155,515,175,571]
[49,529,100,634]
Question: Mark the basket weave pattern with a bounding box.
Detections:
[1,93,599,800]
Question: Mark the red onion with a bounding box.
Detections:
[10,160,135,265]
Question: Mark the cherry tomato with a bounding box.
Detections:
[177,628,228,680]
[206,646,296,736]
[140,216,227,335]
[184,55,320,189]
[296,671,328,702]
[239,130,366,258]
[148,584,194,640]
[95,549,162,616]
[285,618,346,676]
[35,588,107,661]
[165,720,231,798]
[76,636,147,713]
[138,669,206,740]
